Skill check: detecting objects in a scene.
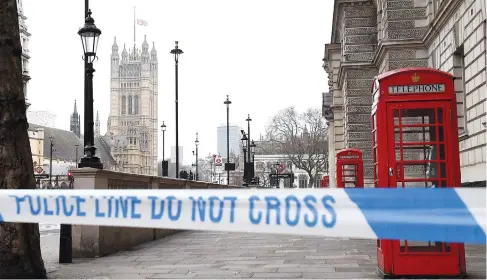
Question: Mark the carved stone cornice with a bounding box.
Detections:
[324,43,341,73]
[337,62,377,88]
[372,40,425,68]
[423,0,463,47]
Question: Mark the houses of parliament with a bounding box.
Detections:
[68,36,159,176]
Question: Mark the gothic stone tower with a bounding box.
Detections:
[70,100,81,138]
[107,36,158,175]
[95,111,100,137]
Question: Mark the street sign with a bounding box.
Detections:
[35,166,43,174]
[215,166,223,174]
[34,174,49,179]
[215,156,222,166]
[270,173,292,179]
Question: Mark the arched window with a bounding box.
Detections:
[298,174,308,189]
[121,96,126,115]
[128,96,133,114]
[134,95,139,115]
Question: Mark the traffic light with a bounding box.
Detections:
[189,170,194,180]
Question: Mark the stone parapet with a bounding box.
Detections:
[69,168,238,258]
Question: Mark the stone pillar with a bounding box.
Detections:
[343,69,377,186]
[340,1,378,185]
[327,121,337,188]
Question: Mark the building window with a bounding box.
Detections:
[134,95,139,115]
[315,175,323,188]
[128,96,133,115]
[453,45,467,136]
[121,96,126,115]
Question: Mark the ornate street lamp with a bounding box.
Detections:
[78,9,103,169]
[78,10,101,63]
[160,121,166,158]
[61,8,102,265]
[160,121,167,177]
[195,132,199,180]
[223,95,231,185]
[170,41,183,177]
[241,132,248,186]
[250,140,256,162]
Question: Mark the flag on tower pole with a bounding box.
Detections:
[137,19,148,26]
[133,7,148,45]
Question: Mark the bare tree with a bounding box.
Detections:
[0,0,47,278]
[265,107,328,187]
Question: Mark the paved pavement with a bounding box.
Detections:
[41,230,486,279]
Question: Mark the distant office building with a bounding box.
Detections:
[170,146,183,164]
[217,124,242,159]
[27,110,57,127]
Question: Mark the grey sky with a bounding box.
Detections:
[23,0,334,165]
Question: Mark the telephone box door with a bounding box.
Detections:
[385,101,465,276]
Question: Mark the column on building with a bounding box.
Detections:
[325,1,378,186]
[324,44,342,188]
[150,41,158,176]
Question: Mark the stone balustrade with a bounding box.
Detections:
[70,168,239,258]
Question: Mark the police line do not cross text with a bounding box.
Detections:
[7,192,337,229]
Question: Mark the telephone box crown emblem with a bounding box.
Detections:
[411,73,421,83]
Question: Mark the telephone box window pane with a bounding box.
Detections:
[342,164,358,188]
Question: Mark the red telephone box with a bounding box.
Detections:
[321,176,329,188]
[336,148,364,188]
[371,67,465,278]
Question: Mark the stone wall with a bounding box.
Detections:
[70,168,239,258]
[427,0,487,181]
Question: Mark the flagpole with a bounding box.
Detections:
[134,6,136,46]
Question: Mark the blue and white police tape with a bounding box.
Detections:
[0,188,484,244]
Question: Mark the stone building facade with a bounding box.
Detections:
[17,0,31,106]
[106,36,159,175]
[323,0,486,187]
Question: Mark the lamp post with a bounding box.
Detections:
[61,8,102,265]
[241,131,248,186]
[75,143,79,167]
[245,114,253,184]
[223,95,231,185]
[49,135,54,187]
[160,121,167,176]
[77,9,103,170]
[160,121,166,160]
[246,114,252,165]
[274,161,280,188]
[195,132,199,180]
[170,41,183,178]
[250,140,256,162]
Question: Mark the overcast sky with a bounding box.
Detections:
[23,0,334,165]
